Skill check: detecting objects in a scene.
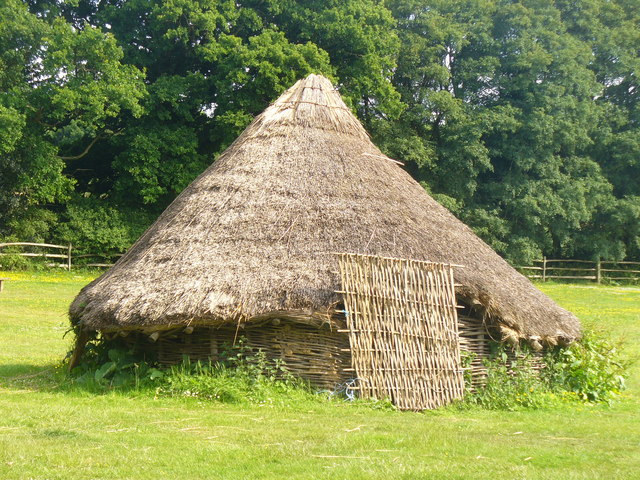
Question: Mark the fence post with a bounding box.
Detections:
[67,244,72,271]
[542,256,547,282]
[596,258,601,284]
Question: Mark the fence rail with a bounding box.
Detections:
[2,243,639,283]
[518,257,640,283]
[0,242,120,270]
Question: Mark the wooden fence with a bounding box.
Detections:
[0,242,120,270]
[518,258,640,283]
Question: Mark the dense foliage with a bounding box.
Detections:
[1,0,638,263]
[462,333,628,409]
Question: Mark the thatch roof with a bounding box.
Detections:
[70,74,580,345]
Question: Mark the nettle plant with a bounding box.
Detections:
[544,333,628,402]
[462,332,629,410]
[69,331,629,410]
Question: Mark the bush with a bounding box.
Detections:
[0,242,52,271]
[69,338,163,391]
[0,252,31,270]
[543,332,629,402]
[4,208,58,244]
[463,349,557,410]
[55,196,153,256]
[461,332,629,410]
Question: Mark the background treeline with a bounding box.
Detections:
[1,0,638,264]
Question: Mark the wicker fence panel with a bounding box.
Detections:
[337,253,465,410]
[142,323,350,390]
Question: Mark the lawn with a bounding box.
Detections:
[0,271,639,480]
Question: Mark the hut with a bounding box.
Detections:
[69,74,580,391]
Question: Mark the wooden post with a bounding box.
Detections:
[68,328,90,371]
[542,256,547,282]
[596,258,601,284]
[210,329,219,362]
[67,244,72,271]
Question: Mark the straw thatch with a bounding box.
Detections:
[70,74,580,349]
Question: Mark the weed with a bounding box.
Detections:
[68,337,162,391]
[68,336,328,406]
[543,332,630,402]
[462,347,556,410]
[461,332,630,410]
[155,341,325,407]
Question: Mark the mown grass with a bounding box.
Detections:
[0,272,639,479]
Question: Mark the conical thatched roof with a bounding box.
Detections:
[70,74,580,344]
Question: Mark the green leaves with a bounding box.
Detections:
[113,124,206,204]
[0,0,145,237]
[462,332,629,409]
[545,333,629,403]
[384,0,640,264]
[0,106,25,155]
[94,361,117,383]
[71,342,160,389]
[56,196,153,255]
[1,0,638,264]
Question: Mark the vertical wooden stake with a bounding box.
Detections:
[69,328,90,371]
[542,256,547,282]
[596,258,601,284]
[210,329,219,362]
[67,244,72,271]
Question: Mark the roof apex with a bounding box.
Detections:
[250,74,369,140]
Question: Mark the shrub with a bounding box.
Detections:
[55,196,154,256]
[5,208,58,243]
[462,349,556,410]
[68,337,162,391]
[0,252,31,270]
[543,332,629,402]
[0,242,51,271]
[461,332,629,410]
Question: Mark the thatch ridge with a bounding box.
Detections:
[70,74,580,344]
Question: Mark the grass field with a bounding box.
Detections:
[0,271,639,479]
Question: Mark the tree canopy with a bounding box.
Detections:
[1,0,638,263]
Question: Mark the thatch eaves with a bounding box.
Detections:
[70,74,580,345]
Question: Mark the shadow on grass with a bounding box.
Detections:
[0,363,61,390]
[0,362,162,398]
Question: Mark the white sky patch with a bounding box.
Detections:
[201,102,217,117]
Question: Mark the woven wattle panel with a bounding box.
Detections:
[338,253,465,410]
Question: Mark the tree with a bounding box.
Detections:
[386,0,638,263]
[38,0,401,208]
[3,0,638,262]
[0,0,145,242]
[384,0,493,212]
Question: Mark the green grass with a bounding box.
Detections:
[1,272,639,479]
[0,271,97,376]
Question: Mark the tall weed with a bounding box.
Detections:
[462,332,630,410]
[543,332,629,402]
